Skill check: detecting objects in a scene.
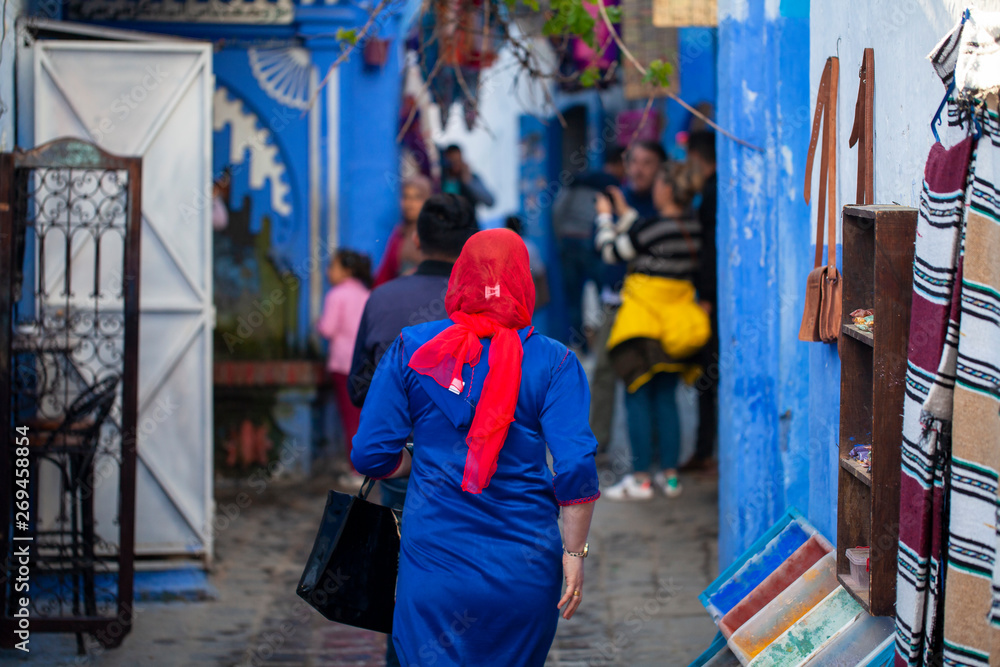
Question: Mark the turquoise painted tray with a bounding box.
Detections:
[747,586,865,666]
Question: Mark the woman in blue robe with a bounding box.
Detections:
[352,228,600,666]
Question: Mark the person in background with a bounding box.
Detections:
[211,181,229,231]
[348,193,479,426]
[589,142,666,463]
[373,175,432,287]
[684,130,719,472]
[347,193,478,667]
[623,140,667,218]
[316,249,373,476]
[351,228,599,666]
[551,146,624,347]
[595,163,711,500]
[440,143,496,208]
[504,214,550,310]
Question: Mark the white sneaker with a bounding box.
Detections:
[603,474,654,501]
[654,471,683,498]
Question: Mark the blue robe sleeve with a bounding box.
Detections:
[539,350,601,505]
[351,335,412,479]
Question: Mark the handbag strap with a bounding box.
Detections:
[358,476,378,500]
[825,57,839,270]
[805,59,832,270]
[805,57,839,270]
[849,48,875,205]
[356,443,413,499]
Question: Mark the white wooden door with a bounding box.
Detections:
[33,41,214,560]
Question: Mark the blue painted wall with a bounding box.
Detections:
[717,0,840,567]
[663,27,719,157]
[518,114,563,338]
[335,43,402,260]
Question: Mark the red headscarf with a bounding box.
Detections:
[407,228,536,493]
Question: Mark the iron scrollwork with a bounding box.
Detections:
[1,139,141,652]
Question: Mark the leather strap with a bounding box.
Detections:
[804,57,839,270]
[826,57,839,269]
[849,48,875,205]
[805,59,831,270]
[804,61,828,206]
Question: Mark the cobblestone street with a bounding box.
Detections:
[2,471,718,667]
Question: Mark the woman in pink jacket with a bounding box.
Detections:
[317,249,372,471]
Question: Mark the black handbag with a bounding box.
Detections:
[296,477,401,634]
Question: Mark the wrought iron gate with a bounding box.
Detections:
[0,138,141,651]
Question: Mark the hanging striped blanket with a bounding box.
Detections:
[895,134,971,667]
[897,12,1000,665]
[940,108,1000,667]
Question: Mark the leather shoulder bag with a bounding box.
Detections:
[799,56,843,343]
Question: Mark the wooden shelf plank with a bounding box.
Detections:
[840,456,872,487]
[838,573,871,613]
[844,204,918,220]
[842,324,874,347]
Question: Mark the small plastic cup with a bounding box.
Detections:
[846,547,871,590]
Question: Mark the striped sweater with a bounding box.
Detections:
[595,209,702,283]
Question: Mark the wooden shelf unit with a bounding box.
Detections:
[836,205,917,616]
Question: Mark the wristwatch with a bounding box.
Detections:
[564,543,589,558]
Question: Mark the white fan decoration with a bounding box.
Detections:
[248,47,315,110]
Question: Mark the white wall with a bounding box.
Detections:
[0,0,26,151]
[810,0,998,216]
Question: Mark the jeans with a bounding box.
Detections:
[625,373,681,472]
[379,477,408,511]
[386,638,402,667]
[694,324,719,460]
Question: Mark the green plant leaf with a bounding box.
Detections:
[579,66,600,87]
[567,3,596,46]
[335,28,358,46]
[642,59,673,87]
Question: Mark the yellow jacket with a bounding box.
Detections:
[607,274,711,390]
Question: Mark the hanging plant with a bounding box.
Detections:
[314,0,760,151]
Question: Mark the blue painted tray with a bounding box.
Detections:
[699,508,825,622]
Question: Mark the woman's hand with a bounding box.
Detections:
[557,553,585,619]
[607,186,628,216]
[595,193,613,216]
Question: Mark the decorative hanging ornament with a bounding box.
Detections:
[416,0,505,126]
